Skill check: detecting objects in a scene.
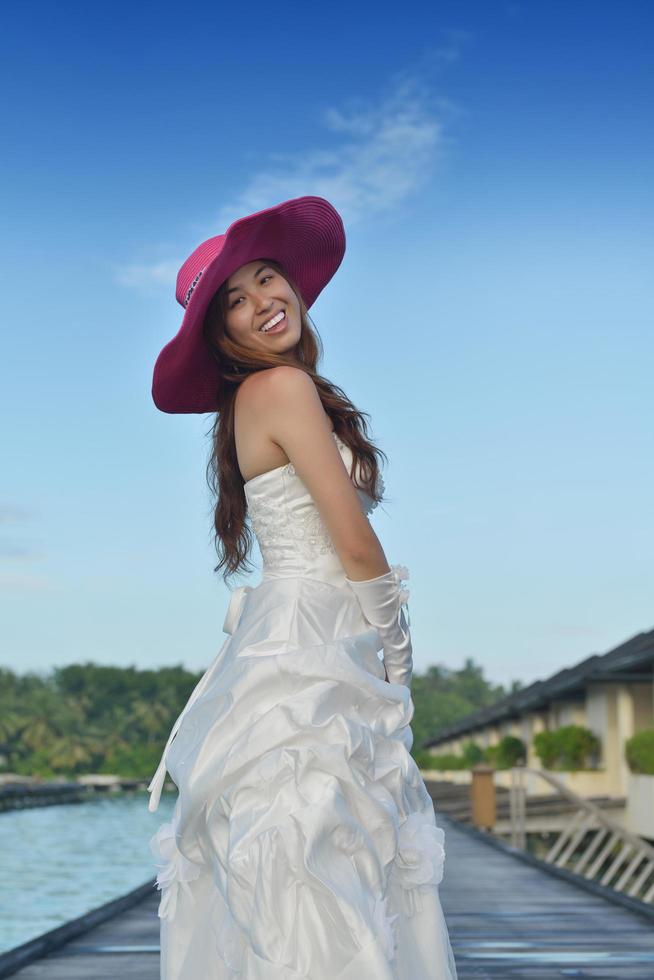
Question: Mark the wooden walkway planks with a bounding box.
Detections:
[7,812,654,978]
[5,893,160,979]
[438,813,654,978]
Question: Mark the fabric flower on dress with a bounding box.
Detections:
[358,472,386,517]
[390,564,411,626]
[390,564,410,584]
[390,812,445,917]
[149,820,203,921]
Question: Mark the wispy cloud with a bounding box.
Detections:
[114,259,181,289]
[430,30,472,67]
[0,543,41,560]
[0,504,35,526]
[0,503,49,592]
[116,42,468,290]
[216,72,453,229]
[0,573,56,593]
[540,624,600,639]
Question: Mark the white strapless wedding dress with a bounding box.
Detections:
[147,431,458,979]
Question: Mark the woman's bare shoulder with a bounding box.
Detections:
[237,366,317,419]
[235,368,320,480]
[245,364,314,395]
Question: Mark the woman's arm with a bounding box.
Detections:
[255,365,412,688]
[251,365,390,581]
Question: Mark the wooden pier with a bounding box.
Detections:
[4,813,654,978]
[0,778,148,813]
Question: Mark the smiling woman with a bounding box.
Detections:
[199,244,389,581]
[223,260,303,345]
[147,195,458,979]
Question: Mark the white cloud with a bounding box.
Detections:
[0,504,34,525]
[117,51,467,289]
[0,573,57,593]
[0,544,40,560]
[113,259,182,289]
[216,73,448,229]
[0,503,43,568]
[541,624,600,639]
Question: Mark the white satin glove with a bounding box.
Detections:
[345,564,413,689]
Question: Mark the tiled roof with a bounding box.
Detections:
[424,626,654,747]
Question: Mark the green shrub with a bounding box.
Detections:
[433,753,468,770]
[533,731,558,768]
[625,729,654,775]
[462,740,485,766]
[413,750,468,771]
[412,750,437,770]
[495,735,527,768]
[533,725,600,770]
[414,743,485,771]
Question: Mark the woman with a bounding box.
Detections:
[147,196,458,979]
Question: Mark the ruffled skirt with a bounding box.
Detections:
[148,575,458,979]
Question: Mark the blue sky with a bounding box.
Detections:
[1,0,652,688]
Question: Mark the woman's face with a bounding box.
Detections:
[223,260,301,355]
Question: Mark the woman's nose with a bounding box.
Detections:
[256,296,274,314]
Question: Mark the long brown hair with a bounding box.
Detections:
[202,258,387,583]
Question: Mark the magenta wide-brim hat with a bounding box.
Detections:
[151,195,346,414]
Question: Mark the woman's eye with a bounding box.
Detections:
[230,275,272,308]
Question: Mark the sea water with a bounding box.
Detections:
[0,791,176,954]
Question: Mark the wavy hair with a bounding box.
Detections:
[202,258,387,583]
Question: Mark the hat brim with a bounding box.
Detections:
[152,196,345,414]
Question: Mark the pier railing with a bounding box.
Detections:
[508,765,654,904]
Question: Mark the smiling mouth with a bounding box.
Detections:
[259,311,288,335]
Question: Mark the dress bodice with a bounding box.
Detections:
[244,431,383,587]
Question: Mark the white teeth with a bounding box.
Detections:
[260,311,285,332]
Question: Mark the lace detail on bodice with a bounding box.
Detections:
[245,432,384,569]
[249,492,337,565]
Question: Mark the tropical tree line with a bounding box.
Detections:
[0,663,200,779]
[0,657,515,780]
